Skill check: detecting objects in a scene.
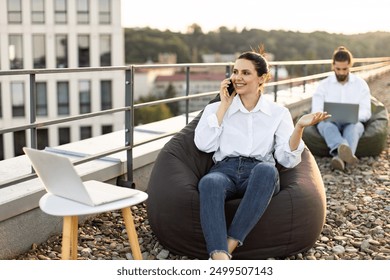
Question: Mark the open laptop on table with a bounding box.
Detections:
[23,147,139,207]
[323,102,359,123]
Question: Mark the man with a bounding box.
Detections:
[311,46,372,171]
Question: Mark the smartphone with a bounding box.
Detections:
[227,79,235,95]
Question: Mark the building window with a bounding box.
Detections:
[59,127,70,145]
[99,0,111,24]
[54,0,67,23]
[100,80,112,110]
[31,0,45,23]
[80,126,92,140]
[36,82,47,116]
[79,80,91,114]
[9,34,23,69]
[57,82,69,115]
[11,82,24,117]
[8,0,22,23]
[37,128,49,150]
[56,34,68,68]
[14,131,26,157]
[78,35,90,67]
[77,0,89,24]
[100,35,111,66]
[33,34,46,69]
[102,125,112,134]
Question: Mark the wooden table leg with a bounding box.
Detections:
[62,216,78,260]
[71,216,78,260]
[121,207,142,260]
[61,216,72,260]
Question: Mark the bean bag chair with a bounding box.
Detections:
[147,95,327,260]
[303,96,388,157]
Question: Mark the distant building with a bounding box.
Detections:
[153,72,225,113]
[133,53,177,100]
[0,0,124,159]
[202,52,289,79]
[202,53,238,63]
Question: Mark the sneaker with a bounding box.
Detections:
[338,144,358,165]
[331,156,345,171]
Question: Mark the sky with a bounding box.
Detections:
[121,0,390,35]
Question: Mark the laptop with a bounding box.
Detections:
[23,147,139,207]
[323,102,359,123]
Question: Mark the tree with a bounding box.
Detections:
[134,95,173,125]
[164,84,180,116]
[134,104,173,126]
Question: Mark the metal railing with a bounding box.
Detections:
[1,57,390,189]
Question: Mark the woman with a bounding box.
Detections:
[194,49,330,260]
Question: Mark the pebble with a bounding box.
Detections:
[13,72,390,261]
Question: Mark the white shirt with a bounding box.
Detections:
[311,72,371,122]
[194,95,305,168]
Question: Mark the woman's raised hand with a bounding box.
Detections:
[297,112,331,128]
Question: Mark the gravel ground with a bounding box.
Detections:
[14,72,390,260]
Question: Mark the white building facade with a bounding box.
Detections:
[0,0,124,159]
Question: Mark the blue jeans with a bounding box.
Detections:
[317,121,364,156]
[197,157,280,257]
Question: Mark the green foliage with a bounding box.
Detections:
[134,103,173,126]
[164,84,180,116]
[124,27,191,63]
[125,26,390,64]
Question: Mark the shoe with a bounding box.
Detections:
[331,156,345,171]
[338,144,358,165]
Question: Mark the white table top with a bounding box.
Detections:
[39,191,148,216]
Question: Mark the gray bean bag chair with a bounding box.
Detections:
[303,96,388,157]
[147,95,327,260]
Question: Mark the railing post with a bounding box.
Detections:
[273,65,279,102]
[303,64,307,93]
[185,67,190,124]
[118,67,135,189]
[29,74,37,149]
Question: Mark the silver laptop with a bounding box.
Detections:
[23,147,139,207]
[323,102,359,123]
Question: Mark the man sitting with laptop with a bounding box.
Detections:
[311,46,372,171]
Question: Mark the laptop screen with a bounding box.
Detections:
[323,102,359,123]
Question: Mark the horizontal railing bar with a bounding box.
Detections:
[267,61,390,86]
[0,66,129,76]
[270,57,390,66]
[134,91,219,108]
[1,58,389,77]
[0,107,131,134]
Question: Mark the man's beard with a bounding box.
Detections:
[336,73,348,82]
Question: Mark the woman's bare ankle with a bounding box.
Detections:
[227,238,239,254]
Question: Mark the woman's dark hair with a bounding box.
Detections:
[332,46,353,66]
[237,45,271,82]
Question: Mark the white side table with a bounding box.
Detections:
[39,191,148,260]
